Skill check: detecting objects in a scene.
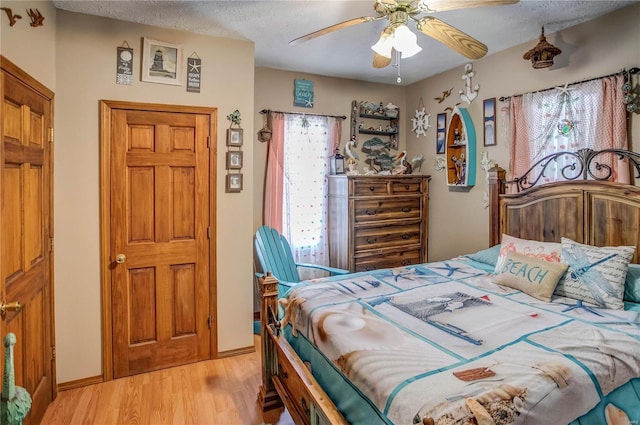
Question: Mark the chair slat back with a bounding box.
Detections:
[254,226,301,283]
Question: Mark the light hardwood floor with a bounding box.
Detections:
[41,336,294,425]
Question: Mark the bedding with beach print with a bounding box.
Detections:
[279,260,640,425]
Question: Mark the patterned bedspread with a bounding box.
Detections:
[280,260,640,425]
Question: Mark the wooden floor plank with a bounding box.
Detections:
[41,336,294,425]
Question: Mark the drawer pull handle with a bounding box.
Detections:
[365,209,378,215]
[401,260,411,266]
[405,185,410,190]
[369,186,376,191]
[366,237,377,244]
[401,207,412,213]
[401,234,411,240]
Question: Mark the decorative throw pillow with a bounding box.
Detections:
[493,251,568,302]
[494,234,562,274]
[556,238,635,310]
[625,264,640,303]
[464,244,501,267]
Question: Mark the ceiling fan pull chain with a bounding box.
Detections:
[395,50,402,84]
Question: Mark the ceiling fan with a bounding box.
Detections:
[290,0,519,69]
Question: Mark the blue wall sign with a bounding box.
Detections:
[294,79,314,108]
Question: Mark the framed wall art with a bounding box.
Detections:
[226,151,243,170]
[141,37,183,85]
[226,173,243,193]
[436,113,446,154]
[483,98,497,146]
[227,128,243,147]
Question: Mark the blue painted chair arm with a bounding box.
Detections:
[295,263,350,275]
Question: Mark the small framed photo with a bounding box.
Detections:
[436,113,446,154]
[141,37,183,86]
[227,128,243,147]
[226,151,243,170]
[483,98,497,146]
[226,173,243,193]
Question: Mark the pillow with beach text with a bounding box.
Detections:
[555,238,635,310]
[493,251,568,302]
[494,234,561,274]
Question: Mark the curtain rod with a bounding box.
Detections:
[499,67,640,102]
[260,109,346,120]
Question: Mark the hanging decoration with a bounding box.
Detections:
[623,70,640,114]
[116,41,133,86]
[0,7,21,26]
[523,27,562,69]
[411,97,430,137]
[186,52,201,93]
[293,79,314,108]
[434,88,453,103]
[226,110,242,128]
[480,151,495,209]
[26,8,44,27]
[434,157,446,172]
[555,82,576,137]
[459,63,479,105]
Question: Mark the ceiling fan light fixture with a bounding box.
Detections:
[371,30,394,58]
[392,24,422,58]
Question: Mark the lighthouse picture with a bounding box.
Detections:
[142,37,183,85]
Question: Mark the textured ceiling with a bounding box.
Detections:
[52,0,637,85]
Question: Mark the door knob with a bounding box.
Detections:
[0,301,21,317]
[115,254,126,264]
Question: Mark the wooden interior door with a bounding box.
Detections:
[1,57,55,425]
[105,102,214,379]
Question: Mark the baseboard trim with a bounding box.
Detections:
[58,374,104,391]
[217,344,255,358]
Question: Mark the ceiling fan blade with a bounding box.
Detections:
[416,16,488,59]
[422,0,518,13]
[289,16,374,45]
[373,52,392,68]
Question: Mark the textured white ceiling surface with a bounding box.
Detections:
[52,0,637,85]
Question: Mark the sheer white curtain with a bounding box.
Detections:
[277,114,339,279]
[509,75,628,190]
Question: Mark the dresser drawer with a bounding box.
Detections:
[354,224,421,251]
[352,179,389,196]
[354,198,422,223]
[390,178,425,195]
[354,249,422,272]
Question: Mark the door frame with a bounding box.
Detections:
[99,100,217,381]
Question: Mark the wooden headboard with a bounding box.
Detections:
[488,149,640,263]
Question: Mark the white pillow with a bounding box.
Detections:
[494,234,561,274]
[555,237,635,310]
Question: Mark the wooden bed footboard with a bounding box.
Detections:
[257,272,348,425]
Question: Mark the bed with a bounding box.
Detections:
[257,148,640,425]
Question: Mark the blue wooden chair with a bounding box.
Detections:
[254,225,349,297]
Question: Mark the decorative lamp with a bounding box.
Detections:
[523,27,562,69]
[371,29,394,58]
[330,147,345,175]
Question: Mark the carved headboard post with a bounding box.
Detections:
[488,165,507,247]
[257,272,283,411]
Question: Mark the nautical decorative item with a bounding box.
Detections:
[330,147,345,175]
[412,98,430,137]
[445,106,476,187]
[362,137,394,172]
[411,154,425,173]
[26,8,44,27]
[344,136,359,166]
[434,157,446,172]
[459,63,479,105]
[226,109,241,127]
[523,27,562,69]
[1,333,32,425]
[435,88,453,103]
[0,7,22,26]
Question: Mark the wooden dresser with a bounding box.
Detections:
[328,175,430,272]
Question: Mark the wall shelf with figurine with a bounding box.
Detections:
[350,100,399,149]
[445,106,476,187]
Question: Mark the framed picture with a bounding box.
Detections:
[483,98,497,146]
[226,173,243,193]
[436,113,447,154]
[227,128,243,147]
[226,151,243,170]
[141,37,183,85]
